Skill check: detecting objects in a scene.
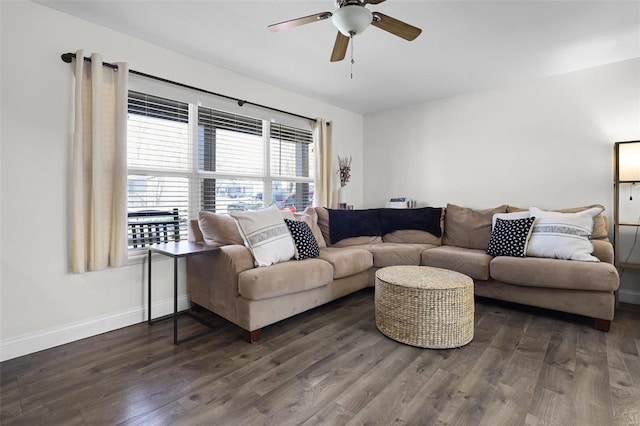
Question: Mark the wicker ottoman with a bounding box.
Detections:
[375,265,474,349]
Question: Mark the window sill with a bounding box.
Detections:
[127,250,148,265]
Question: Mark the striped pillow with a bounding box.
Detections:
[526,206,603,262]
[230,206,295,267]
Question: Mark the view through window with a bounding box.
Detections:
[126,90,314,251]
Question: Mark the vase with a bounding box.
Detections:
[338,186,347,209]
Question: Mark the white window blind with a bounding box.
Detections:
[127,91,190,250]
[270,123,314,212]
[198,107,264,214]
[126,89,314,252]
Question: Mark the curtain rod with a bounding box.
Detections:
[61,52,318,123]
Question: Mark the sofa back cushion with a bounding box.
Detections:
[443,204,508,250]
[315,206,446,247]
[315,207,332,245]
[315,207,382,247]
[378,207,442,235]
[328,208,381,245]
[198,211,244,246]
[592,239,614,264]
[382,229,443,245]
[188,219,205,243]
[294,206,327,248]
[380,207,444,245]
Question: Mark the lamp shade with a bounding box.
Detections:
[332,5,372,36]
[619,141,640,181]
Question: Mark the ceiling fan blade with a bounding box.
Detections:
[362,0,387,4]
[371,12,422,41]
[268,12,332,32]
[330,32,350,62]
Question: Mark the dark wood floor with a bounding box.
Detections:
[1,289,639,426]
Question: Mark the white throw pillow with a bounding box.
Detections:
[230,206,295,267]
[280,209,296,221]
[526,206,604,262]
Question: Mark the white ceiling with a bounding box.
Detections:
[38,0,640,114]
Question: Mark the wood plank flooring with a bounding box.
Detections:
[1,289,639,425]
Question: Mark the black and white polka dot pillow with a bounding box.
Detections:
[486,216,536,257]
[284,218,320,260]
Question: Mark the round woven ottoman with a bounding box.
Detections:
[375,265,474,349]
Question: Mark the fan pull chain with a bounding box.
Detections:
[350,33,355,79]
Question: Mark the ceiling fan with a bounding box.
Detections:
[268,0,422,63]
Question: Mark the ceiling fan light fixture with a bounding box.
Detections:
[332,5,372,36]
[268,1,421,63]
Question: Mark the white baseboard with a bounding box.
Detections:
[0,296,190,362]
[4,287,637,362]
[619,288,640,305]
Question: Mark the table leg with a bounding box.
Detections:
[174,256,178,345]
[148,249,152,325]
[147,245,217,345]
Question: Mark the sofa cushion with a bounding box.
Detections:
[317,247,373,279]
[230,206,295,267]
[355,243,436,267]
[474,280,616,321]
[332,235,383,248]
[490,256,619,292]
[284,218,320,260]
[382,205,444,246]
[328,208,381,245]
[421,245,492,280]
[443,204,508,250]
[188,219,205,243]
[378,207,443,236]
[486,217,535,258]
[382,229,443,245]
[527,206,603,262]
[315,207,331,245]
[592,240,614,264]
[238,258,333,300]
[198,211,244,246]
[316,207,382,247]
[294,206,327,248]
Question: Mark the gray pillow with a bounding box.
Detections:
[198,211,244,246]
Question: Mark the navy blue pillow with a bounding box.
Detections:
[284,218,320,260]
[378,207,443,237]
[486,216,535,257]
[328,209,381,244]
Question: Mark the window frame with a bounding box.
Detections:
[126,81,314,255]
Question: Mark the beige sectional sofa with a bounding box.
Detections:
[186,204,619,343]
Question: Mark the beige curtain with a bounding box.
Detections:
[71,51,128,273]
[313,119,334,208]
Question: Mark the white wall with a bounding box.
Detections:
[363,58,640,303]
[2,2,637,361]
[0,1,363,361]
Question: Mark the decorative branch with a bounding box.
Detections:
[337,155,352,188]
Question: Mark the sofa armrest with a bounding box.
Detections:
[592,239,614,264]
[187,244,255,324]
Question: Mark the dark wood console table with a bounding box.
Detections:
[148,241,219,344]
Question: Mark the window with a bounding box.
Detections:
[126,90,314,252]
[270,123,315,212]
